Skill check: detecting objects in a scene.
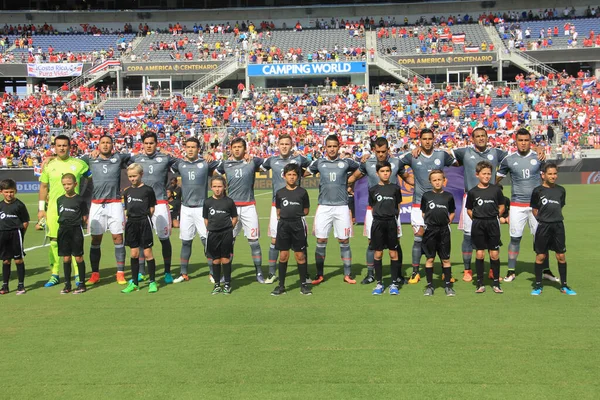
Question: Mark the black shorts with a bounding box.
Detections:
[125,217,154,249]
[369,219,399,251]
[422,225,451,260]
[206,228,234,260]
[471,218,501,251]
[534,221,566,254]
[275,219,308,252]
[57,225,84,257]
[0,230,25,260]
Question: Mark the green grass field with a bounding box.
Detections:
[0,186,599,399]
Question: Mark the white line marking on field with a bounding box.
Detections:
[25,233,91,252]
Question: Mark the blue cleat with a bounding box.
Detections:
[44,274,60,287]
[164,272,173,284]
[74,275,80,288]
[560,286,577,296]
[389,284,399,295]
[531,286,543,296]
[372,283,385,295]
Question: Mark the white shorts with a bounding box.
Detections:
[509,204,538,238]
[268,205,278,238]
[458,194,472,234]
[179,205,207,241]
[233,204,260,240]
[411,204,425,232]
[363,207,402,239]
[152,202,172,239]
[313,205,353,240]
[88,202,125,235]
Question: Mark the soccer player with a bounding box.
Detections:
[347,136,413,285]
[497,128,557,283]
[270,164,312,296]
[368,161,403,296]
[530,163,576,296]
[421,170,456,296]
[56,173,89,294]
[81,135,130,285]
[203,176,238,295]
[0,179,29,295]
[399,129,456,284]
[308,134,359,284]
[129,132,178,284]
[261,134,311,284]
[216,137,265,283]
[121,163,159,293]
[466,161,505,294]
[170,137,220,283]
[38,135,91,288]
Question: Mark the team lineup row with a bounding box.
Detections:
[0,127,575,296]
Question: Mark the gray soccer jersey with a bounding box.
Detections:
[497,150,543,204]
[308,157,359,206]
[130,152,178,201]
[261,154,311,203]
[171,158,219,207]
[81,153,130,201]
[452,146,508,192]
[216,157,263,204]
[358,156,406,188]
[399,150,455,204]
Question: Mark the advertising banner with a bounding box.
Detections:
[122,61,221,75]
[247,61,366,76]
[27,63,83,77]
[581,171,600,184]
[394,53,497,67]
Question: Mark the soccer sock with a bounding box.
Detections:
[180,240,193,276]
[278,261,288,288]
[160,239,172,274]
[131,257,140,285]
[249,240,263,275]
[147,258,156,283]
[2,263,10,284]
[268,244,278,275]
[16,262,24,286]
[412,236,422,273]
[366,248,375,277]
[373,258,383,283]
[50,241,60,275]
[391,259,400,283]
[534,262,544,286]
[542,255,550,273]
[425,266,433,285]
[491,259,500,286]
[558,262,567,286]
[77,261,86,284]
[63,261,72,286]
[462,235,473,270]
[72,258,79,281]
[297,262,308,283]
[138,247,146,275]
[115,244,126,272]
[340,243,352,276]
[508,237,521,271]
[442,266,452,287]
[475,258,484,286]
[223,262,232,285]
[315,242,327,276]
[213,263,222,285]
[201,237,214,275]
[90,245,101,273]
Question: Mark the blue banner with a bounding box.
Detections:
[247,61,366,76]
[17,181,40,193]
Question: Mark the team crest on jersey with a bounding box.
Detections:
[198,163,204,169]
[110,157,118,163]
[487,154,494,160]
[337,162,344,168]
[434,159,441,166]
[70,165,76,171]
[530,159,537,165]
[156,157,163,163]
[289,160,297,164]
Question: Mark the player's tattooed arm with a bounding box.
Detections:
[534,146,547,162]
[400,170,414,186]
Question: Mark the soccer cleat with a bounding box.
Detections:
[462,269,473,282]
[372,283,385,295]
[300,284,313,295]
[395,276,408,285]
[138,273,148,282]
[492,285,504,294]
[441,273,456,283]
[311,275,324,285]
[423,285,435,296]
[116,271,127,285]
[86,272,100,285]
[344,275,357,284]
[148,281,158,293]
[163,272,173,284]
[408,272,421,284]
[445,286,456,297]
[475,285,486,294]
[121,282,139,293]
[361,275,375,285]
[256,273,265,284]
[264,273,277,284]
[16,285,26,295]
[488,268,494,280]
[543,271,560,283]
[270,286,286,296]
[305,274,312,285]
[560,286,577,295]
[211,285,222,295]
[73,285,87,294]
[0,284,9,295]
[531,286,543,296]
[222,284,232,295]
[503,270,516,282]
[209,274,215,284]
[60,285,72,294]
[44,274,60,287]
[389,284,400,295]
[173,274,189,283]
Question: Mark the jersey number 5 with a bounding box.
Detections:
[102,165,108,174]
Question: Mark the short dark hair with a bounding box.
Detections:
[99,134,114,143]
[376,160,391,172]
[211,175,227,187]
[278,133,293,143]
[471,127,487,137]
[142,131,158,143]
[61,173,77,183]
[185,137,200,147]
[542,162,558,173]
[476,161,493,173]
[0,179,17,191]
[325,134,339,145]
[230,137,247,149]
[420,128,434,138]
[374,137,389,148]
[54,134,71,145]
[516,128,531,138]
[283,163,300,175]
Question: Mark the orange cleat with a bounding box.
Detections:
[441,273,456,283]
[116,271,127,285]
[488,268,494,280]
[344,275,357,284]
[463,269,473,282]
[311,275,324,285]
[86,272,100,285]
